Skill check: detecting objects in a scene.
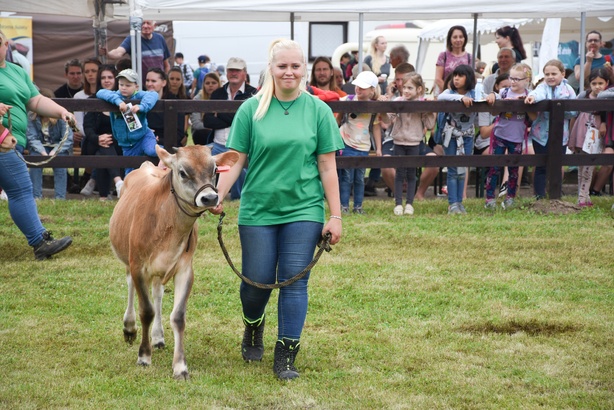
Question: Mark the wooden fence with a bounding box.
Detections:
[24,98,614,200]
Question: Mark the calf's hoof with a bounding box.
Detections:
[173,370,190,381]
[137,356,151,367]
[124,329,137,345]
[153,340,166,349]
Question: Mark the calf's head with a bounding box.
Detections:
[157,145,239,209]
[0,122,17,153]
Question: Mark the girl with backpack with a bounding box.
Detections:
[437,64,495,214]
[568,67,612,207]
[337,71,383,214]
[484,63,533,210]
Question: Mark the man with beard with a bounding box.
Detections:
[310,56,346,98]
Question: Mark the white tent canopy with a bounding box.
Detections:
[1,0,613,21]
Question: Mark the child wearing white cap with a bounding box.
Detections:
[336,71,383,214]
[96,68,159,175]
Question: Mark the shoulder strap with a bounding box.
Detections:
[340,95,355,125]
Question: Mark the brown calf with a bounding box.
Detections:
[109,145,238,379]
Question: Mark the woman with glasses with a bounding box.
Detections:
[574,31,611,86]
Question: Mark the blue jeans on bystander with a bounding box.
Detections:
[339,145,369,209]
[28,146,68,199]
[443,135,473,204]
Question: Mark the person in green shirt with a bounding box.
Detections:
[211,38,343,380]
[0,29,74,260]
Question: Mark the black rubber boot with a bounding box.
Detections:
[32,231,72,261]
[241,315,265,362]
[273,338,300,380]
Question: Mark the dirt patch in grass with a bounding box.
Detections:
[530,199,581,215]
[458,320,583,336]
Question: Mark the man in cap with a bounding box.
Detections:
[203,57,257,200]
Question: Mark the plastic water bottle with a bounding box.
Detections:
[475,78,484,101]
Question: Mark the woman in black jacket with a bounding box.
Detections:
[83,64,124,200]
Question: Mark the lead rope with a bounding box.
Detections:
[19,114,77,167]
[217,212,332,289]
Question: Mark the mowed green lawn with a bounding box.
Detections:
[0,196,612,409]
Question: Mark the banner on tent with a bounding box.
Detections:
[0,16,33,79]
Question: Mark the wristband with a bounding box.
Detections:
[329,215,342,221]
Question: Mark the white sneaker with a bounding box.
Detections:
[0,189,7,201]
[404,204,414,215]
[115,180,124,198]
[393,205,403,216]
[80,179,96,196]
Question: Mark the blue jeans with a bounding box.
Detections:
[122,129,158,176]
[238,222,323,340]
[28,147,68,199]
[339,145,368,209]
[212,142,244,200]
[0,149,46,246]
[443,136,473,204]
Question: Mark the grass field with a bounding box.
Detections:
[1,196,613,409]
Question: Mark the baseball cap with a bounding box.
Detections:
[198,55,209,64]
[227,57,247,70]
[116,68,139,83]
[352,71,378,89]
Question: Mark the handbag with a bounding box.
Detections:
[582,116,602,154]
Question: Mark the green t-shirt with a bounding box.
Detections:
[227,93,344,226]
[0,63,40,148]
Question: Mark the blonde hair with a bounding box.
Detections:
[403,72,426,97]
[368,84,381,101]
[368,36,386,75]
[0,29,7,44]
[254,38,308,121]
[510,63,533,89]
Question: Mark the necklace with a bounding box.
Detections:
[274,95,299,115]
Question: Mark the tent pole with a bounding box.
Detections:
[472,13,478,68]
[290,12,294,40]
[579,12,586,95]
[357,13,364,73]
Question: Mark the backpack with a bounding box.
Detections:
[489,87,531,154]
[432,89,476,145]
[340,94,377,150]
[432,112,450,145]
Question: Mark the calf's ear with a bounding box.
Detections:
[215,150,240,168]
[155,145,174,168]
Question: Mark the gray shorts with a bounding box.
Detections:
[382,140,394,156]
